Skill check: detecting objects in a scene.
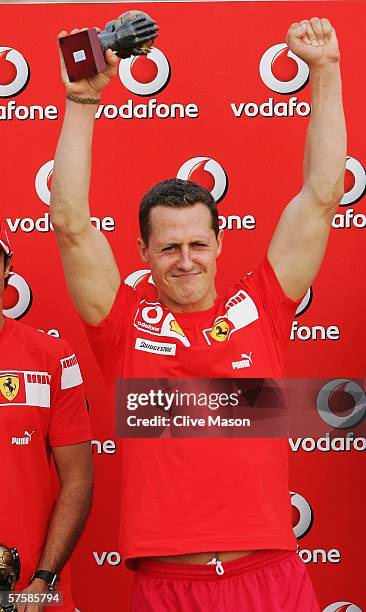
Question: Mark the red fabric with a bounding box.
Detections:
[0,316,92,609]
[131,551,321,611]
[84,257,300,565]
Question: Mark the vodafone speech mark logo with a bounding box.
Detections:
[259,43,309,94]
[340,156,366,207]
[290,491,313,539]
[177,157,228,203]
[119,47,170,96]
[323,604,362,612]
[35,160,53,206]
[3,272,32,320]
[317,379,366,429]
[0,47,29,98]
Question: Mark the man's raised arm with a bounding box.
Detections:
[268,17,346,300]
[50,30,121,325]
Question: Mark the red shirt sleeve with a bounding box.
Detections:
[82,282,139,377]
[239,255,302,353]
[48,340,92,447]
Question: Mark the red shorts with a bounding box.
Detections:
[131,550,321,611]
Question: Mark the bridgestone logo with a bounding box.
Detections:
[135,338,176,356]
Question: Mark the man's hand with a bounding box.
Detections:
[17,578,47,612]
[58,29,119,98]
[286,18,340,67]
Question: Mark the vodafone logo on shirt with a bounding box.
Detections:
[317,379,366,429]
[3,272,32,320]
[177,157,228,203]
[259,43,309,94]
[290,491,313,539]
[0,47,29,97]
[133,300,190,347]
[119,47,171,96]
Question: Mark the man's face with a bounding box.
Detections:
[138,203,223,312]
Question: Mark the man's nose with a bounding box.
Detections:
[177,246,194,271]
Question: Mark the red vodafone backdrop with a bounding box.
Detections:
[1,2,365,611]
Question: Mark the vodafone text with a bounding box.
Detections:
[0,101,58,121]
[95,99,199,120]
[289,433,366,452]
[290,322,340,341]
[93,552,121,566]
[91,440,117,455]
[332,208,366,229]
[297,546,341,565]
[6,213,115,234]
[230,97,311,119]
[219,214,256,231]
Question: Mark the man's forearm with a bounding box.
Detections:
[304,61,346,206]
[50,101,96,234]
[37,477,93,574]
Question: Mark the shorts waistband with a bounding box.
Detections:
[136,550,294,581]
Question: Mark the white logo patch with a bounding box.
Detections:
[11,430,35,445]
[135,338,176,356]
[232,353,253,370]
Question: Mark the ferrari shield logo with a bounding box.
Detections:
[210,320,230,342]
[0,375,20,401]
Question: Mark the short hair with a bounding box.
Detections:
[139,178,219,244]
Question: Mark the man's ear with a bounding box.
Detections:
[137,238,148,263]
[216,230,224,257]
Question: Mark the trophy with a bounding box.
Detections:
[59,10,159,82]
[0,545,20,612]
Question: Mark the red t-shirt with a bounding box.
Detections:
[0,316,92,609]
[84,257,299,565]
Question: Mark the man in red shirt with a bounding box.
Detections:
[0,225,93,611]
[51,17,345,611]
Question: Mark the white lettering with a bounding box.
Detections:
[230,97,311,119]
[332,209,366,229]
[93,552,121,566]
[6,213,115,234]
[219,214,256,231]
[95,99,199,120]
[290,322,340,341]
[0,101,58,121]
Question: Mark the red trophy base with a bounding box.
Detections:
[59,29,107,82]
